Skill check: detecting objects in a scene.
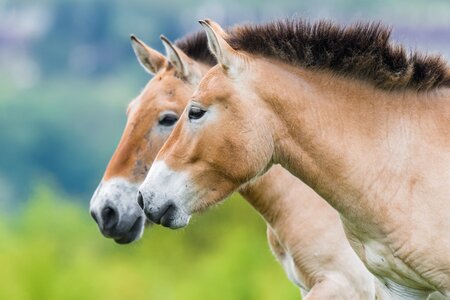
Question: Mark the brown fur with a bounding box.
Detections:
[175,31,217,67]
[103,67,193,182]
[141,19,450,296]
[102,34,215,182]
[97,33,379,298]
[169,21,450,91]
[226,20,450,91]
[126,34,380,298]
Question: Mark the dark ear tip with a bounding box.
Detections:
[130,34,136,41]
[160,34,169,43]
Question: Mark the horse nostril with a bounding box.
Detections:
[90,210,99,225]
[137,191,144,210]
[101,206,119,230]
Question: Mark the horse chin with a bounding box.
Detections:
[113,216,145,245]
[141,203,191,229]
[158,205,191,229]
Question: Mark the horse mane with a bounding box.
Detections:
[226,20,450,91]
[174,20,450,91]
[175,31,217,66]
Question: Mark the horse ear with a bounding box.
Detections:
[130,35,166,74]
[160,35,200,83]
[198,19,243,71]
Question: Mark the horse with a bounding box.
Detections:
[89,32,380,299]
[138,19,450,299]
[89,34,209,243]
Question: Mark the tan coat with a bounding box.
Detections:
[139,20,450,299]
[91,35,379,299]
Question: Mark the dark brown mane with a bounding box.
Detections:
[175,31,217,66]
[226,20,450,91]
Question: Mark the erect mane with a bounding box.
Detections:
[175,31,217,66]
[226,20,450,91]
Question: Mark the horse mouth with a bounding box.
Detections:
[113,216,145,245]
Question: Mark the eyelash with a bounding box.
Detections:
[188,106,206,120]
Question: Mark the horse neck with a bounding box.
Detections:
[240,165,339,243]
[239,165,299,226]
[252,59,429,218]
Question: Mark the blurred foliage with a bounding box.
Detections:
[0,72,140,202]
[0,186,298,299]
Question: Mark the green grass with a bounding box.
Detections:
[0,185,299,300]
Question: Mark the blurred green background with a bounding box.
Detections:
[0,0,449,299]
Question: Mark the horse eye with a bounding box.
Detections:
[159,114,178,126]
[188,106,206,120]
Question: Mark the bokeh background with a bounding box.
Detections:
[1,0,449,299]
